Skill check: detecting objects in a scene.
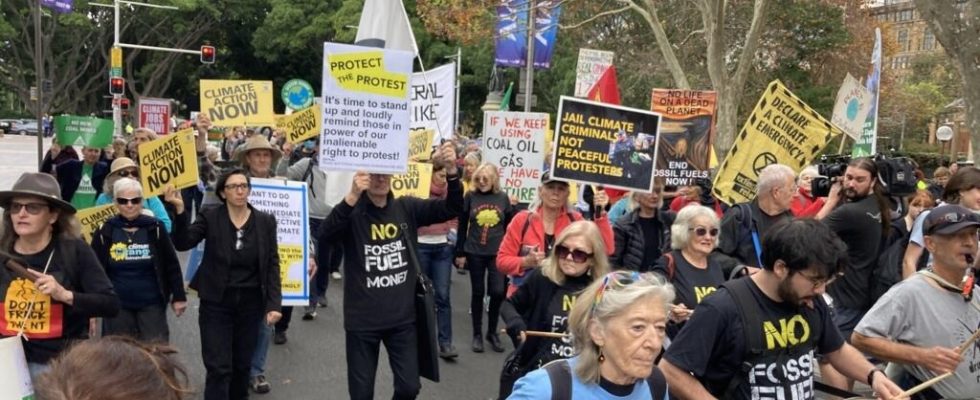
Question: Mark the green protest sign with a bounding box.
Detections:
[54,116,114,148]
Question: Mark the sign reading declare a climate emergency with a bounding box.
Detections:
[200,80,275,126]
[483,111,547,203]
[138,129,199,197]
[552,97,661,192]
[320,42,413,174]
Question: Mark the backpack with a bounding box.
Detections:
[870,219,910,303]
[542,358,668,400]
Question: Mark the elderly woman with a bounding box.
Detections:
[95,157,174,232]
[651,205,723,339]
[508,270,673,399]
[497,172,614,298]
[790,165,824,217]
[170,168,282,400]
[498,220,611,399]
[611,182,675,271]
[90,178,186,342]
[0,172,119,378]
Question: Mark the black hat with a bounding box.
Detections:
[924,204,980,236]
[0,172,75,214]
[540,170,566,185]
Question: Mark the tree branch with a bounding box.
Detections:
[560,5,631,30]
[621,0,691,88]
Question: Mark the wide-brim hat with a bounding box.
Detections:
[235,134,283,167]
[109,157,138,176]
[0,172,76,214]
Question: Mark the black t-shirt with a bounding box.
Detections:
[459,191,512,256]
[664,278,844,399]
[229,217,260,288]
[535,273,590,367]
[824,195,883,310]
[652,250,724,309]
[637,216,662,269]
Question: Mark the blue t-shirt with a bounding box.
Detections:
[508,356,667,400]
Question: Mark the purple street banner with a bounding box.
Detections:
[494,0,561,69]
[41,0,73,13]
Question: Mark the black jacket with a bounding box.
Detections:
[171,204,281,313]
[711,200,794,273]
[91,215,187,305]
[52,159,109,203]
[611,208,676,271]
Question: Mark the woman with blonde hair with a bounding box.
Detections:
[498,220,611,398]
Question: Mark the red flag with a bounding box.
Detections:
[586,66,621,105]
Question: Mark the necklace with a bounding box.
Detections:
[122,228,138,244]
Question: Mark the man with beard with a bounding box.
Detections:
[660,219,904,399]
[814,158,891,390]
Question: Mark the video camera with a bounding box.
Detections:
[811,154,917,198]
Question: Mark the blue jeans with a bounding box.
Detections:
[251,319,272,377]
[417,242,453,346]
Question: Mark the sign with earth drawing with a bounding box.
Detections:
[282,79,315,111]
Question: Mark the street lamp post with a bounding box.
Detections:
[936,125,954,166]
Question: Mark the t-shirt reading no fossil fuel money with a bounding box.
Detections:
[664,278,843,399]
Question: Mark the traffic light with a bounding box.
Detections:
[120,98,130,110]
[109,77,125,95]
[200,45,215,64]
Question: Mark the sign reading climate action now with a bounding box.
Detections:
[200,80,276,126]
[76,204,116,243]
[277,104,321,144]
[138,129,199,197]
[650,89,717,187]
[552,97,662,192]
[320,42,412,174]
[391,162,432,199]
[408,129,435,161]
[249,178,310,306]
[483,111,547,203]
[712,80,843,205]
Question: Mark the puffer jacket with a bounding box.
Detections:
[611,209,675,271]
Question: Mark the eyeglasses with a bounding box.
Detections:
[117,170,138,178]
[798,271,843,289]
[555,244,592,263]
[593,271,662,315]
[235,228,245,250]
[115,197,143,206]
[8,202,49,215]
[689,227,719,237]
[225,183,250,191]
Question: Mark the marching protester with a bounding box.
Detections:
[926,166,951,200]
[508,270,672,399]
[46,144,109,211]
[416,162,460,359]
[456,162,515,354]
[39,137,79,173]
[0,172,119,378]
[94,157,174,232]
[852,204,980,399]
[902,190,936,231]
[499,220,611,399]
[170,168,282,400]
[712,163,796,276]
[318,142,462,400]
[904,167,980,278]
[660,219,905,399]
[497,172,614,298]
[790,165,825,217]
[652,205,724,338]
[611,182,675,271]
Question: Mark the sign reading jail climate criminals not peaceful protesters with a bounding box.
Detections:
[248,178,310,306]
[483,111,547,203]
[320,42,413,174]
[277,104,322,144]
[712,80,844,205]
[138,129,199,198]
[199,80,276,127]
[650,89,717,187]
[552,96,662,192]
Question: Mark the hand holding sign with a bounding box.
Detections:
[346,171,371,206]
[163,184,185,215]
[433,142,458,175]
[26,269,72,305]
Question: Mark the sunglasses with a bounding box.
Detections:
[8,202,49,215]
[235,228,245,250]
[689,227,719,237]
[593,271,662,315]
[116,197,143,206]
[555,244,593,263]
[117,170,138,178]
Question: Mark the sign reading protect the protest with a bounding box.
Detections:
[650,89,717,187]
[410,63,456,141]
[138,97,172,136]
[54,116,113,148]
[391,162,433,199]
[552,97,662,192]
[200,80,276,126]
[76,204,116,243]
[713,80,844,205]
[138,129,199,197]
[483,111,547,203]
[320,42,413,174]
[277,104,321,144]
[249,178,310,306]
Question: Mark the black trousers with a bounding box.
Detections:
[199,287,264,400]
[467,254,505,335]
[345,323,420,400]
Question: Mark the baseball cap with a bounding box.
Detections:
[540,170,566,185]
[924,204,980,236]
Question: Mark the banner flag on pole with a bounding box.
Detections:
[586,66,621,105]
[355,0,419,56]
[852,27,881,157]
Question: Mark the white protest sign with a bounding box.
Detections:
[832,73,873,140]
[574,49,615,98]
[482,111,548,203]
[249,178,310,306]
[410,63,456,141]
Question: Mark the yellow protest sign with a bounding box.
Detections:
[0,279,63,338]
[327,51,408,98]
[76,204,116,243]
[277,105,322,144]
[391,163,432,198]
[713,80,844,205]
[139,130,200,197]
[408,129,435,161]
[200,80,276,126]
[278,244,304,293]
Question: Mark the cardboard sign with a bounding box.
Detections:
[410,63,456,141]
[575,49,615,98]
[650,89,717,187]
[138,130,199,197]
[249,178,310,306]
[76,204,116,244]
[277,104,322,144]
[320,42,413,174]
[483,111,548,203]
[391,162,432,199]
[712,80,844,205]
[200,80,276,126]
[54,116,113,148]
[138,97,172,136]
[832,73,873,141]
[552,97,662,192]
[408,129,435,161]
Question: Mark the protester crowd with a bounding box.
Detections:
[2,110,979,400]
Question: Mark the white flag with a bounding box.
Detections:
[832,73,873,140]
[355,0,419,56]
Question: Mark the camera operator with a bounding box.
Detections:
[814,157,891,391]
